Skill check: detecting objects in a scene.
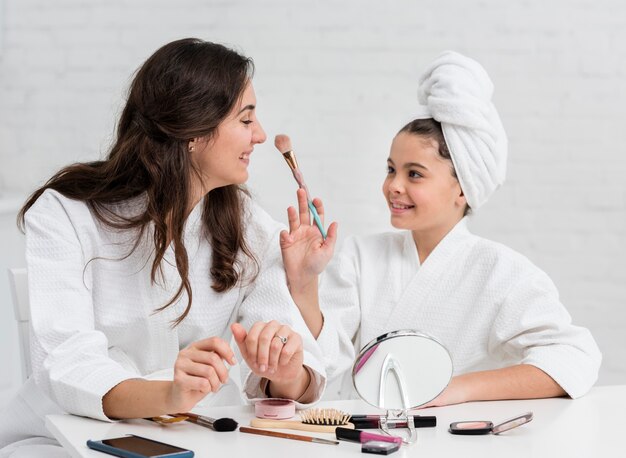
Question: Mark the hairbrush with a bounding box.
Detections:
[250,408,353,433]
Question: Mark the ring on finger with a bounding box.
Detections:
[274,335,288,345]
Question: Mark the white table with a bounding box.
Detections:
[46,385,625,458]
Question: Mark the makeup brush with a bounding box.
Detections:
[240,426,339,445]
[175,412,238,432]
[274,134,327,239]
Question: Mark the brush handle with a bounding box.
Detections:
[250,418,353,433]
[291,169,327,239]
[307,201,327,239]
[291,168,309,195]
[240,426,339,445]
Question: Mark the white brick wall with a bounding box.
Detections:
[1,0,624,405]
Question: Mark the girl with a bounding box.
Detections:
[281,51,601,404]
[0,38,325,457]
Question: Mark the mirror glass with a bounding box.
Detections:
[352,329,453,410]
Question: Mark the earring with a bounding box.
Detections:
[188,145,194,153]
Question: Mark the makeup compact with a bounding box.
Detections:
[361,440,401,455]
[254,398,296,420]
[449,412,533,435]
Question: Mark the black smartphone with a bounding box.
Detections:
[86,434,194,458]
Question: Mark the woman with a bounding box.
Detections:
[281,51,601,404]
[0,38,325,456]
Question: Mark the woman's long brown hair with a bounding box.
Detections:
[18,38,258,325]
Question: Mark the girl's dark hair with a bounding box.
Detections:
[18,38,258,325]
[398,118,471,216]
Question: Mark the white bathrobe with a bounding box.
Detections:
[317,218,601,400]
[0,189,326,456]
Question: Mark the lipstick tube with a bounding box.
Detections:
[335,427,403,445]
[349,415,436,429]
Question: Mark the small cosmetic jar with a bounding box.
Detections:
[254,398,296,419]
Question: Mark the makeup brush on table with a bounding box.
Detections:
[274,134,327,239]
[240,427,339,445]
[174,412,238,432]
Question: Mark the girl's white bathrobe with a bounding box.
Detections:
[317,218,601,400]
[0,190,326,456]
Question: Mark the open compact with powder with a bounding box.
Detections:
[449,412,533,435]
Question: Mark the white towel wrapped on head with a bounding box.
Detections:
[413,51,507,210]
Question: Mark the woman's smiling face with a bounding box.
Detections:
[190,82,266,192]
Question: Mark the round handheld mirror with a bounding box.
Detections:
[352,330,453,443]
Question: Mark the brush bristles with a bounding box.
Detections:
[274,134,292,154]
[212,417,238,432]
[300,408,350,426]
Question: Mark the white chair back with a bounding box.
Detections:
[8,268,30,381]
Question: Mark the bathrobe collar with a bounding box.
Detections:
[386,217,475,331]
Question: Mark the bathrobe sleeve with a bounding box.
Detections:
[25,191,139,421]
[315,236,362,384]
[488,269,602,398]
[236,204,327,407]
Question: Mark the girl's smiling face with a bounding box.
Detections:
[383,132,466,236]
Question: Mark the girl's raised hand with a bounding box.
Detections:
[280,188,338,290]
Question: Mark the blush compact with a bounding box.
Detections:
[449,412,533,435]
